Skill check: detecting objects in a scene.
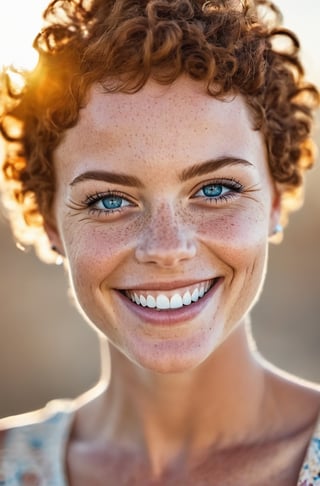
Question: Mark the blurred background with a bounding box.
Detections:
[0,1,319,419]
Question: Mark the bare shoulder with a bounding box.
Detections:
[265,365,320,433]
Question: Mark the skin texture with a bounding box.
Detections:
[44,77,320,484]
[50,77,278,372]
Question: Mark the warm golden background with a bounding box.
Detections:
[0,1,319,418]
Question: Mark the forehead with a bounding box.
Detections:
[55,77,265,171]
[80,78,251,133]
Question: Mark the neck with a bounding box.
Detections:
[82,321,270,475]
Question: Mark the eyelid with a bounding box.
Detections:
[191,177,244,197]
[84,190,135,206]
[82,190,138,217]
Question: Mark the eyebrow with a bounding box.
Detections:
[70,157,253,187]
[179,157,253,182]
[70,171,144,188]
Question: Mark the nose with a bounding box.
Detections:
[135,204,196,267]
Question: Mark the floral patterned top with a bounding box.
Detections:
[0,401,74,486]
[298,416,320,485]
[0,400,319,485]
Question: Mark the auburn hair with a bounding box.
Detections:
[0,0,319,257]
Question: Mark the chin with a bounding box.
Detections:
[120,336,220,375]
[131,355,206,375]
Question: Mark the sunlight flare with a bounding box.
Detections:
[0,1,47,70]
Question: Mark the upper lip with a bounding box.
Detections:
[117,278,219,292]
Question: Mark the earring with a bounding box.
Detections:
[272,224,283,235]
[51,245,63,265]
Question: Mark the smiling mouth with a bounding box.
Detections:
[122,279,218,311]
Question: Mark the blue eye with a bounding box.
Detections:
[193,180,243,202]
[202,184,225,197]
[196,183,230,199]
[100,195,126,210]
[86,192,132,214]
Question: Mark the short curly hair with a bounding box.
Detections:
[0,0,319,259]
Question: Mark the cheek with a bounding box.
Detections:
[190,208,269,325]
[60,216,144,285]
[191,204,269,253]
[187,205,270,293]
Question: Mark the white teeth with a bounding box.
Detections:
[191,288,199,302]
[127,280,215,310]
[182,291,192,306]
[156,294,170,310]
[170,294,183,309]
[146,295,156,308]
[134,293,140,305]
[140,295,147,307]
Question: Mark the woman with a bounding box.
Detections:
[0,0,319,484]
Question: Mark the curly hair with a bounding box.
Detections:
[0,0,319,258]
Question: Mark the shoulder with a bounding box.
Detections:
[0,399,75,436]
[265,366,320,426]
[0,400,75,485]
[298,413,320,485]
[264,368,320,483]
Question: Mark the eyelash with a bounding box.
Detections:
[84,190,135,216]
[82,178,244,216]
[192,178,244,204]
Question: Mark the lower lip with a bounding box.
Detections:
[116,278,222,326]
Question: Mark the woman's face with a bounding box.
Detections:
[50,77,279,373]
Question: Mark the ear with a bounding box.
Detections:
[44,221,65,257]
[268,188,282,243]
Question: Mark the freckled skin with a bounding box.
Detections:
[51,77,279,373]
